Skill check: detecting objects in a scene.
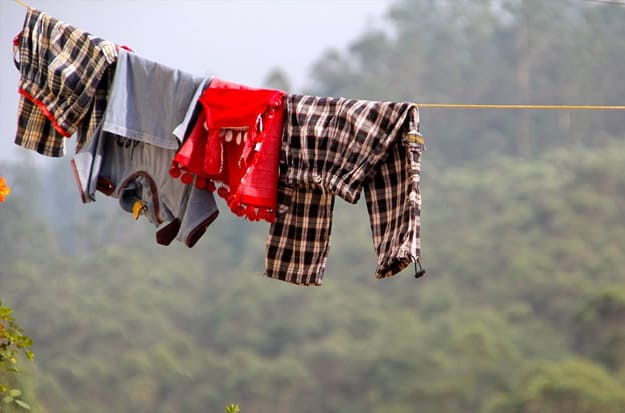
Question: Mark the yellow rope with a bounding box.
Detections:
[585,0,625,5]
[415,104,625,110]
[13,0,30,8]
[7,0,624,113]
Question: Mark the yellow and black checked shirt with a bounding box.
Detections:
[265,95,425,286]
[13,8,117,157]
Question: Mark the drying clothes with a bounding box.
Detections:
[73,129,218,247]
[72,49,218,247]
[102,49,209,150]
[265,95,425,286]
[13,8,117,157]
[170,79,285,222]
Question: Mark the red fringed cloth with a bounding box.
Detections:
[170,79,285,222]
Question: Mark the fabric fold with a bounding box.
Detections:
[72,49,218,247]
[265,95,425,285]
[13,8,117,157]
[170,79,285,223]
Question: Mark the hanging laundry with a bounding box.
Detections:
[13,8,118,157]
[170,79,285,223]
[72,49,218,247]
[265,95,425,285]
[8,8,428,284]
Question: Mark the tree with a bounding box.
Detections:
[486,359,625,413]
[262,68,292,93]
[575,288,625,372]
[0,301,34,411]
[307,0,625,163]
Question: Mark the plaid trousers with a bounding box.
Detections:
[13,8,117,157]
[265,95,425,285]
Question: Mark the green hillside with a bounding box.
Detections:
[2,140,625,412]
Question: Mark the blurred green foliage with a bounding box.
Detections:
[308,0,624,163]
[0,301,34,411]
[3,138,625,412]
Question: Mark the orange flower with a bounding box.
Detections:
[0,177,10,203]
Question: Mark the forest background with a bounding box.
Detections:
[1,0,625,412]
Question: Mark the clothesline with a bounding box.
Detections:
[416,104,625,110]
[585,0,625,5]
[11,4,624,286]
[14,0,625,7]
[10,0,625,113]
[13,0,30,9]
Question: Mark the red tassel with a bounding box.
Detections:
[230,202,246,217]
[265,210,276,223]
[195,177,207,190]
[246,205,258,221]
[217,186,230,199]
[169,165,181,179]
[181,172,194,185]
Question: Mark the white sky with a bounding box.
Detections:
[0,0,393,162]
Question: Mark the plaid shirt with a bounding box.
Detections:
[13,8,117,157]
[265,95,425,285]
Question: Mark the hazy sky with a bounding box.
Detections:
[0,0,393,162]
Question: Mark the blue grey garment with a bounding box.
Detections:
[103,48,208,149]
[173,77,212,142]
[72,125,219,247]
[71,49,218,247]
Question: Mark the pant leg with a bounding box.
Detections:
[364,130,425,279]
[265,186,335,286]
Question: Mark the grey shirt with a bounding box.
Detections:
[72,49,218,247]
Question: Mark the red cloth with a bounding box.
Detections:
[170,79,285,222]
